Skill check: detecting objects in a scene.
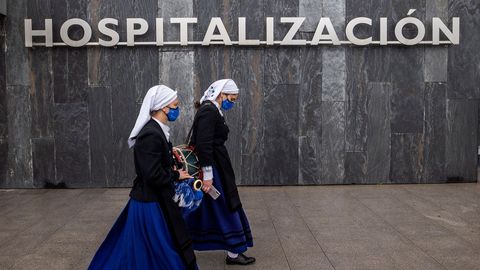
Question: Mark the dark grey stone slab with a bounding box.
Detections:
[88,86,113,187]
[263,85,299,185]
[423,82,447,183]
[87,47,113,87]
[224,48,251,183]
[447,1,480,99]
[5,0,30,86]
[27,0,54,138]
[32,138,55,187]
[370,0,392,39]
[425,47,448,83]
[426,0,448,22]
[86,0,102,40]
[446,99,478,181]
[117,0,160,103]
[265,0,299,39]
[161,51,195,145]
[299,47,322,184]
[366,47,391,83]
[299,0,323,32]
[51,0,88,103]
[345,152,367,184]
[346,0,372,38]
[0,141,7,187]
[423,0,448,83]
[27,0,51,35]
[238,49,265,185]
[160,0,195,43]
[28,47,54,138]
[5,86,33,188]
[67,0,88,40]
[263,0,301,88]
[322,47,346,102]
[86,1,117,87]
[109,48,138,187]
[367,0,392,83]
[299,135,322,184]
[390,133,424,183]
[66,49,89,103]
[50,0,67,42]
[194,47,232,92]
[52,0,89,103]
[320,101,345,184]
[129,0,158,42]
[239,0,264,39]
[0,45,7,186]
[264,47,302,88]
[193,0,220,41]
[366,82,391,182]
[390,46,424,133]
[0,32,6,138]
[131,48,160,104]
[54,103,91,187]
[323,0,346,33]
[391,0,426,33]
[193,0,240,43]
[219,0,240,40]
[52,50,68,104]
[345,47,368,152]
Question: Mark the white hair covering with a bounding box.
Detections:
[199,79,239,104]
[128,85,177,148]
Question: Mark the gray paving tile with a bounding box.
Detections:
[0,185,479,269]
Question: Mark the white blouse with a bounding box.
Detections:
[151,117,171,142]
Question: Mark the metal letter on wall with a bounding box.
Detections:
[24,14,461,47]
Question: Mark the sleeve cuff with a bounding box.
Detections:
[202,166,213,180]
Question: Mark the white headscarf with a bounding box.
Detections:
[199,79,239,104]
[128,85,178,148]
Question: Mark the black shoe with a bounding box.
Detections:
[226,253,256,265]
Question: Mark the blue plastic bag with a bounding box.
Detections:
[173,178,203,215]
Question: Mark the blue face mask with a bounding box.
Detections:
[221,99,235,110]
[166,107,180,121]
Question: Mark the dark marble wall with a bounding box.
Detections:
[0,0,479,188]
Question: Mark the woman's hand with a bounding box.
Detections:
[202,179,213,193]
[178,169,192,180]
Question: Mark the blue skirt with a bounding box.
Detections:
[184,167,253,254]
[89,199,196,270]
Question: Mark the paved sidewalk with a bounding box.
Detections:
[0,184,479,270]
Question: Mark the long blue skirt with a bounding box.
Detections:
[89,199,194,270]
[184,167,253,254]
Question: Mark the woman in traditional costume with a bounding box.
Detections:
[185,79,255,265]
[88,85,198,270]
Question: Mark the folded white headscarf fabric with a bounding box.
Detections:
[128,85,177,148]
[199,79,239,104]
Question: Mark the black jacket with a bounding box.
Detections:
[129,119,196,269]
[190,101,242,211]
